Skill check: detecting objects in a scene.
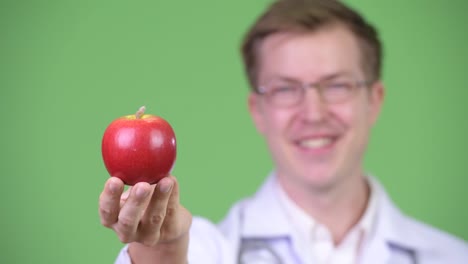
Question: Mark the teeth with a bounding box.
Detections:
[300,138,332,148]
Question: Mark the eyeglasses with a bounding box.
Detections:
[257,77,370,108]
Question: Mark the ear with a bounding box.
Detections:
[248,92,266,134]
[368,80,385,126]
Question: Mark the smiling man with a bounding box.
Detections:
[100,0,468,263]
[246,24,384,248]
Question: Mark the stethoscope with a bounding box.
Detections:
[238,239,284,264]
[235,204,418,264]
[237,238,418,264]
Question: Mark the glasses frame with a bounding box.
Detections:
[256,78,371,108]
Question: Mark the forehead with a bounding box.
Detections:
[257,26,363,83]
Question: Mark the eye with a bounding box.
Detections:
[270,83,299,95]
[321,80,355,103]
[324,81,352,91]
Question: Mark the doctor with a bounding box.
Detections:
[99,0,468,263]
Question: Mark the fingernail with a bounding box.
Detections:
[135,186,149,199]
[109,181,118,194]
[159,182,172,193]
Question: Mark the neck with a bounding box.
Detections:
[278,171,370,245]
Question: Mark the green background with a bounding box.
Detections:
[1,0,467,263]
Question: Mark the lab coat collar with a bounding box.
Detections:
[371,177,429,252]
[240,172,293,238]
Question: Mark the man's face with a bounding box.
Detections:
[249,26,384,191]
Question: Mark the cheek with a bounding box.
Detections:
[265,112,290,137]
[259,110,297,147]
[331,102,371,137]
[330,104,354,128]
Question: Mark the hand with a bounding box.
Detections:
[99,175,192,264]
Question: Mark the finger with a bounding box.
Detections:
[139,176,174,238]
[160,176,190,238]
[166,175,180,206]
[99,177,124,228]
[120,187,132,208]
[115,182,152,243]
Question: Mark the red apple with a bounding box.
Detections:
[101,106,176,185]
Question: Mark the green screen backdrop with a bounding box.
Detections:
[1,0,467,263]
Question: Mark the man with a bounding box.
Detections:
[99,0,468,263]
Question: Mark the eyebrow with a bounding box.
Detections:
[320,72,353,81]
[270,71,354,83]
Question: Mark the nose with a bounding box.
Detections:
[299,88,327,122]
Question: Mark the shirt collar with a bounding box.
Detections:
[358,176,379,239]
[274,174,380,244]
[240,172,380,239]
[274,177,316,236]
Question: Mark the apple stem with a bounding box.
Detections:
[136,106,146,119]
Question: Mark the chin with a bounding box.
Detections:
[292,166,338,190]
[305,175,337,190]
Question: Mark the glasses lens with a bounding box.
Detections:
[266,82,302,107]
[321,80,355,103]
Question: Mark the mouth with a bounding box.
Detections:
[295,136,338,153]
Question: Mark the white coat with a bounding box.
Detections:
[116,175,468,263]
